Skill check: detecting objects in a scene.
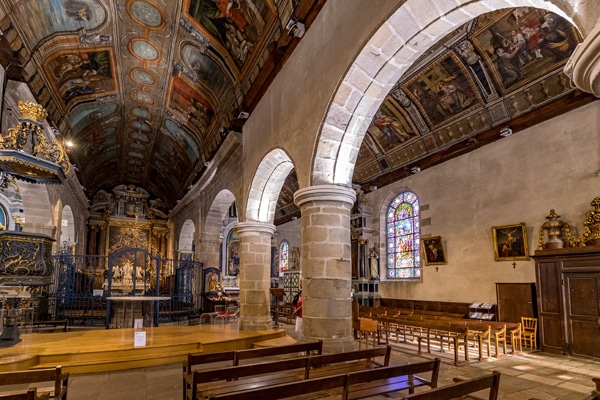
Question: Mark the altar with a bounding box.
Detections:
[107,296,169,329]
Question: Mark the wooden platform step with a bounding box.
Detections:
[0,325,286,374]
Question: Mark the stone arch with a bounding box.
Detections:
[246,148,295,224]
[201,189,236,269]
[311,0,575,187]
[59,204,75,246]
[178,219,195,252]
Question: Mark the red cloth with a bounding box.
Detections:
[296,292,302,318]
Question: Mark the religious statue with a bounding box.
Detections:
[292,247,300,270]
[369,247,379,279]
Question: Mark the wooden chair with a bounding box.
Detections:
[493,325,507,357]
[521,317,538,350]
[357,318,378,349]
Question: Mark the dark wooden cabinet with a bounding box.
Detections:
[533,247,600,359]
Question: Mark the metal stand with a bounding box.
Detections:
[269,288,285,329]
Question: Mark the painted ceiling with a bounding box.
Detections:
[275,7,590,225]
[0,2,589,224]
[0,0,324,208]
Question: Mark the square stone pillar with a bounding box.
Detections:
[295,185,357,353]
[235,221,276,330]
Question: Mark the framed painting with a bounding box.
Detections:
[492,223,530,261]
[421,236,447,265]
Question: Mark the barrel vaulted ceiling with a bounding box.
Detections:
[0,0,324,209]
[0,3,591,224]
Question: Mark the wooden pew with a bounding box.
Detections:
[190,346,391,399]
[206,358,441,400]
[0,366,68,400]
[183,340,323,399]
[0,388,44,400]
[403,371,501,400]
[235,340,323,364]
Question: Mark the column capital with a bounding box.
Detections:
[565,23,600,97]
[234,221,276,236]
[294,184,356,208]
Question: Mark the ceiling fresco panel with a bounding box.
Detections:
[43,48,116,106]
[168,74,214,140]
[186,0,270,68]
[403,52,483,130]
[11,0,106,47]
[471,8,580,95]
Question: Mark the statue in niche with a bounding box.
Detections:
[369,247,379,280]
[292,247,300,270]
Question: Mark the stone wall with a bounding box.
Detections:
[370,101,600,303]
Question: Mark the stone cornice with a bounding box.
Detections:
[294,184,356,208]
[235,221,276,236]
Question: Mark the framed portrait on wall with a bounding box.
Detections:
[492,222,530,261]
[421,236,447,265]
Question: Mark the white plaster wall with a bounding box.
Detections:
[370,101,600,304]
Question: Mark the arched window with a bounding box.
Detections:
[0,205,6,230]
[279,241,289,275]
[386,191,420,279]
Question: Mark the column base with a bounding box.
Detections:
[240,316,274,331]
[303,335,358,353]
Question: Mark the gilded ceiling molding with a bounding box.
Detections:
[564,23,600,97]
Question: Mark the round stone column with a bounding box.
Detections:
[294,184,356,353]
[235,221,276,331]
[564,23,600,97]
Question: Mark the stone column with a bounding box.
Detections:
[235,221,275,331]
[294,184,356,353]
[564,23,600,97]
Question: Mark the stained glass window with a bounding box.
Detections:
[280,241,289,275]
[0,205,5,230]
[386,191,421,279]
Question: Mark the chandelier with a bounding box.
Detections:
[0,100,71,186]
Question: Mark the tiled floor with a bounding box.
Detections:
[66,342,600,400]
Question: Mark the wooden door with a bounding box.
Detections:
[496,283,536,323]
[564,273,600,358]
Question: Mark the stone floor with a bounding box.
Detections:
[59,318,599,400]
[65,340,600,400]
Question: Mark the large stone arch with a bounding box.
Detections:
[59,204,75,246]
[178,219,195,253]
[200,189,236,269]
[246,148,295,224]
[312,0,578,187]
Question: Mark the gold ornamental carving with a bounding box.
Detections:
[0,100,71,180]
[538,196,600,249]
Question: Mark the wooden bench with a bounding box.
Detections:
[579,377,600,400]
[0,366,68,400]
[0,388,47,400]
[183,340,323,399]
[190,345,392,400]
[403,370,501,400]
[205,357,440,400]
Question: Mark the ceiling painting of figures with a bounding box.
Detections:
[471,8,580,94]
[43,49,116,106]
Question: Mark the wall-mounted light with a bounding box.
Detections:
[237,111,249,119]
[286,18,305,38]
[410,166,421,174]
[500,126,513,137]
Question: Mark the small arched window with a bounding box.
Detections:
[386,191,420,279]
[279,241,289,276]
[0,205,6,230]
